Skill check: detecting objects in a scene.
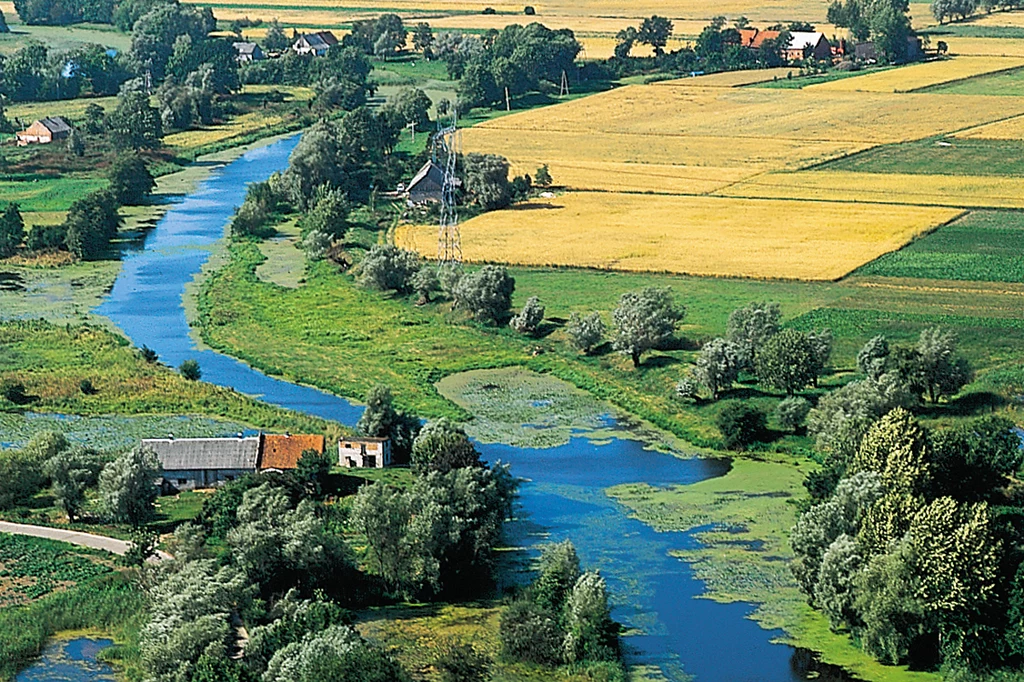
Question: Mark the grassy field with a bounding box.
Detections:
[396,192,960,280]
[920,63,1024,93]
[819,137,1024,176]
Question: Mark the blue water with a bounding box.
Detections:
[15,638,116,682]
[86,134,855,681]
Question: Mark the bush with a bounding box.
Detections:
[499,599,564,665]
[510,296,544,336]
[774,396,810,431]
[436,642,490,682]
[715,401,766,450]
[179,359,202,381]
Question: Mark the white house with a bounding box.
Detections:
[338,437,392,468]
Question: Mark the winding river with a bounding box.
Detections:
[92,134,855,682]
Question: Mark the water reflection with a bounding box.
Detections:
[15,638,116,682]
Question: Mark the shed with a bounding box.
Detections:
[338,437,392,469]
[16,116,72,146]
[406,160,450,204]
[233,42,265,62]
[143,435,260,491]
[259,433,326,471]
[292,31,339,57]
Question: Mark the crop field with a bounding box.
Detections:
[956,9,1024,28]
[5,96,117,124]
[922,64,1024,94]
[955,112,1024,138]
[806,56,1024,92]
[396,192,960,280]
[857,210,1024,282]
[946,37,1024,56]
[658,67,800,87]
[821,137,1024,176]
[717,170,1024,209]
[0,534,111,608]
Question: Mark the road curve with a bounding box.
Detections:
[0,521,172,562]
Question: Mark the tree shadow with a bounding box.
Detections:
[917,391,1006,418]
[641,354,680,369]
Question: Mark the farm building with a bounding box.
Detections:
[144,435,260,491]
[259,433,326,472]
[737,29,831,62]
[16,116,72,146]
[292,31,338,56]
[338,437,392,469]
[232,41,264,62]
[405,160,446,204]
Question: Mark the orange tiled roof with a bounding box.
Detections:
[738,28,781,49]
[259,433,325,470]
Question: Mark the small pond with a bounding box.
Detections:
[15,638,116,682]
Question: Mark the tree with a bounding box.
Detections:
[755,328,818,395]
[372,13,407,61]
[562,571,619,663]
[299,186,349,240]
[692,337,740,400]
[84,102,106,134]
[383,87,432,130]
[360,244,421,294]
[106,80,162,150]
[637,16,674,56]
[455,265,515,325]
[499,599,564,665]
[726,301,781,370]
[858,335,890,379]
[108,154,156,205]
[263,18,290,51]
[854,539,925,665]
[930,415,1024,502]
[915,327,972,403]
[356,384,419,462]
[411,418,481,473]
[806,328,833,386]
[302,229,331,262]
[66,128,85,157]
[614,26,638,58]
[350,480,413,591]
[534,164,552,187]
[413,22,434,53]
[533,540,580,617]
[612,287,684,368]
[98,445,161,527]
[45,445,99,522]
[0,202,25,258]
[814,534,863,631]
[510,296,544,336]
[563,310,606,354]
[0,431,58,509]
[775,396,811,432]
[179,359,201,381]
[63,190,122,260]
[463,153,512,210]
[294,448,332,498]
[411,267,439,304]
[715,401,766,450]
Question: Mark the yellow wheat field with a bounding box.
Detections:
[947,37,1024,57]
[395,193,960,280]
[471,84,1024,143]
[716,170,1024,209]
[957,9,1024,28]
[955,113,1024,139]
[807,56,1024,92]
[505,159,753,194]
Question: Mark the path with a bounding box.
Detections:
[0,521,173,562]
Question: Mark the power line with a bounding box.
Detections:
[434,110,462,268]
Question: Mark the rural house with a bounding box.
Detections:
[338,437,392,469]
[144,435,260,491]
[292,31,338,56]
[405,160,446,204]
[16,116,72,146]
[738,29,832,62]
[259,433,326,472]
[232,41,264,62]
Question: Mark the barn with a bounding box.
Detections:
[144,435,260,491]
[16,116,73,146]
[405,160,447,204]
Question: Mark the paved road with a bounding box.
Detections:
[0,521,172,561]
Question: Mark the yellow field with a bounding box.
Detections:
[958,9,1024,27]
[396,193,960,280]
[955,113,1024,138]
[717,170,1024,209]
[6,96,117,123]
[575,36,691,60]
[806,56,1024,92]
[948,37,1024,57]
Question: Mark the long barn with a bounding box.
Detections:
[143,435,260,491]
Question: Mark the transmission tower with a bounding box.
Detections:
[434,111,462,267]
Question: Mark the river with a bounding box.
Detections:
[90,134,856,682]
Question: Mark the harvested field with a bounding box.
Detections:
[656,67,799,87]
[947,37,1024,56]
[805,56,1024,92]
[717,170,1024,209]
[958,9,1024,27]
[395,193,961,280]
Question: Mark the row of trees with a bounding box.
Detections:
[827,0,914,62]
[0,42,131,103]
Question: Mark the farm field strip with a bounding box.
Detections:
[948,37,1024,56]
[714,170,1024,209]
[954,111,1024,137]
[656,67,800,87]
[806,56,1024,92]
[396,192,961,280]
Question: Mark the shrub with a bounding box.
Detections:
[455,265,515,325]
[499,599,563,665]
[774,396,811,431]
[436,642,490,682]
[715,401,766,450]
[566,312,605,354]
[179,359,202,381]
[510,296,544,336]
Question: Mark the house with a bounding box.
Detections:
[292,31,338,57]
[405,160,446,204]
[785,32,832,61]
[232,41,264,63]
[143,435,260,491]
[16,116,72,146]
[259,433,326,472]
[738,28,832,62]
[338,437,392,469]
